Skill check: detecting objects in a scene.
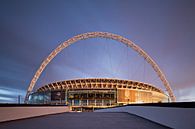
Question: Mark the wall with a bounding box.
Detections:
[0,106,69,122]
[95,105,195,129]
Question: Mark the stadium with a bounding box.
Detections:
[28,78,168,111]
[26,32,175,111]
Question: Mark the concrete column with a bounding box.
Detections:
[65,89,68,104]
[72,100,74,106]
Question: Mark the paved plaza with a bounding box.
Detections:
[0,112,170,129]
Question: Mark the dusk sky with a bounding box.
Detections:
[0,0,195,103]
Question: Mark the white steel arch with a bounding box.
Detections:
[25,32,176,102]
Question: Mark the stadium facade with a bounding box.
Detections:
[28,78,168,111]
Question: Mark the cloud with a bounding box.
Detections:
[175,86,195,102]
[0,96,15,101]
[0,86,26,103]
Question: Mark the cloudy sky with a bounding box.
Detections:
[0,0,195,103]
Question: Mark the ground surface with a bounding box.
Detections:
[0,112,171,129]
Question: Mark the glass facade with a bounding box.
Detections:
[28,89,117,107]
[68,89,117,106]
[28,91,51,104]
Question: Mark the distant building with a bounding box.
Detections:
[28,78,168,111]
